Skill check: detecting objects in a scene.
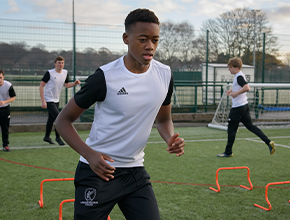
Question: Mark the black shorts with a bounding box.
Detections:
[74,161,160,220]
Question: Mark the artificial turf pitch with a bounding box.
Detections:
[0,127,289,219]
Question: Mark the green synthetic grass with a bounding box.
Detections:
[0,127,290,219]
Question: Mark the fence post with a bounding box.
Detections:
[65,88,68,104]
[73,21,76,95]
[205,30,209,113]
[194,85,197,112]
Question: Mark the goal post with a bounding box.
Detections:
[208,83,290,130]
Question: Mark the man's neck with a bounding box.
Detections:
[55,68,62,73]
[233,70,241,75]
[123,55,150,74]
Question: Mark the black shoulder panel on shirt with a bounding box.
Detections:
[65,74,69,83]
[41,71,50,83]
[237,75,248,87]
[74,68,107,109]
[9,85,16,97]
[162,74,173,106]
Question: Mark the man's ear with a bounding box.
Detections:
[123,33,129,45]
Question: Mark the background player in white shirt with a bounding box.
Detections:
[217,57,275,157]
[39,56,80,145]
[0,69,16,152]
[55,8,185,220]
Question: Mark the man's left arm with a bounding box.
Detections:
[0,86,16,106]
[0,97,15,106]
[155,104,185,157]
[230,84,250,98]
[64,79,81,88]
[230,76,250,98]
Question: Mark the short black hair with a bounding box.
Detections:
[0,70,4,76]
[125,8,159,33]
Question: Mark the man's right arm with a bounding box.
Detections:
[55,97,115,181]
[230,76,250,98]
[39,71,50,109]
[55,68,114,181]
[39,81,47,109]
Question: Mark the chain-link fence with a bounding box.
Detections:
[0,18,289,124]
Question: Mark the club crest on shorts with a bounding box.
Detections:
[80,188,98,206]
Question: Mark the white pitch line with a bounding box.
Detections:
[148,136,290,149]
[9,136,290,149]
[246,136,290,140]
[148,137,244,144]
[148,136,290,144]
[245,138,290,149]
[10,145,69,150]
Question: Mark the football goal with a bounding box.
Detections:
[208,83,290,130]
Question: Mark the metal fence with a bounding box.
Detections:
[1,18,289,77]
[7,77,75,124]
[1,18,290,124]
[0,18,126,77]
[6,77,224,124]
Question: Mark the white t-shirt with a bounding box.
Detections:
[0,80,16,108]
[231,71,248,108]
[74,56,173,167]
[42,69,69,103]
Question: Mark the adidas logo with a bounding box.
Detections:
[117,87,128,95]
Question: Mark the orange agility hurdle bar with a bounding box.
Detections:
[254,181,290,211]
[59,199,111,220]
[38,178,74,208]
[59,199,75,220]
[209,166,253,193]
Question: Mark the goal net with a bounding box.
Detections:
[208,83,290,130]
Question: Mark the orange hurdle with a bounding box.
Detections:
[38,178,74,208]
[254,181,290,211]
[59,199,75,220]
[59,199,111,220]
[209,166,253,193]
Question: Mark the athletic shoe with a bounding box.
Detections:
[43,137,55,144]
[3,146,10,152]
[56,137,65,146]
[217,153,233,157]
[268,141,275,155]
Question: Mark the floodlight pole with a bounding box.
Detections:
[205,30,209,113]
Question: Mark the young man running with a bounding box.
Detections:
[55,8,185,220]
[39,56,80,145]
[0,70,16,152]
[217,57,275,157]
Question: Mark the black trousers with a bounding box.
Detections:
[45,102,60,138]
[74,162,160,220]
[225,104,270,155]
[0,106,10,147]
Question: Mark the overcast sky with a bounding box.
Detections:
[1,0,290,35]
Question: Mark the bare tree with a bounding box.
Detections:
[157,21,198,70]
[197,8,279,68]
